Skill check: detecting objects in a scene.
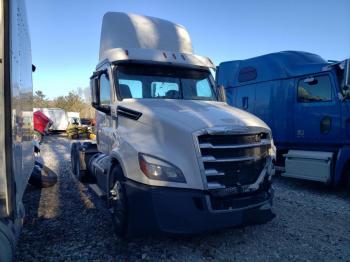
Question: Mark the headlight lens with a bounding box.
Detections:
[138,153,186,183]
[268,139,276,160]
[267,139,276,177]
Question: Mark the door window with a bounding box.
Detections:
[297,75,332,103]
[99,74,111,105]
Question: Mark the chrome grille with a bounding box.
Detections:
[197,133,270,189]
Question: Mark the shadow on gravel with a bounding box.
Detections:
[16,136,119,261]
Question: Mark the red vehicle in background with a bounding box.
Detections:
[33,110,52,142]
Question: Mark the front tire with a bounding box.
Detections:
[109,165,128,237]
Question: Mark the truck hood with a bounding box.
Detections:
[111,99,271,190]
[118,99,270,132]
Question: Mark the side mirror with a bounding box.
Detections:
[343,59,350,90]
[90,75,111,115]
[90,77,99,107]
[217,85,227,102]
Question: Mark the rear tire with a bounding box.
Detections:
[109,164,128,237]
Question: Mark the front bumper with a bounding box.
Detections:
[124,179,274,236]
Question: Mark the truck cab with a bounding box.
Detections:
[217,51,350,186]
[72,12,276,236]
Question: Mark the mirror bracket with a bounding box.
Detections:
[99,105,111,115]
[217,85,227,102]
[338,92,345,102]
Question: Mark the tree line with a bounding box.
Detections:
[34,88,95,119]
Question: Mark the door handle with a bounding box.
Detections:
[242,96,249,109]
[320,116,332,134]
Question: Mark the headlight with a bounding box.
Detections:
[267,139,276,177]
[268,139,276,160]
[138,153,186,183]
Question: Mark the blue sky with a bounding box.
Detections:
[27,0,350,99]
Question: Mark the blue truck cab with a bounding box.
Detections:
[217,51,350,186]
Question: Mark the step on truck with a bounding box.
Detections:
[217,51,350,186]
[71,12,276,236]
[1,0,35,260]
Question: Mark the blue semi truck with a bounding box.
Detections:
[217,51,350,186]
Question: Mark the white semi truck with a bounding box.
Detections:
[71,12,276,236]
[0,0,35,260]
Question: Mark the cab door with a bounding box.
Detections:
[294,73,341,145]
[234,85,255,114]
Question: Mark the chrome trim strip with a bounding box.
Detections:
[205,126,271,136]
[205,169,225,177]
[207,182,225,189]
[201,155,261,163]
[199,140,271,149]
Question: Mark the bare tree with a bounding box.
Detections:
[34,89,95,118]
[33,90,50,108]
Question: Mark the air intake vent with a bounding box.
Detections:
[117,106,142,120]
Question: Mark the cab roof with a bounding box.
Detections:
[217,51,330,86]
[98,12,214,69]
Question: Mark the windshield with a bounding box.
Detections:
[115,64,217,101]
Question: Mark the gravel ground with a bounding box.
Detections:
[15,135,350,261]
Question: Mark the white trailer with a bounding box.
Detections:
[71,12,276,237]
[34,107,69,131]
